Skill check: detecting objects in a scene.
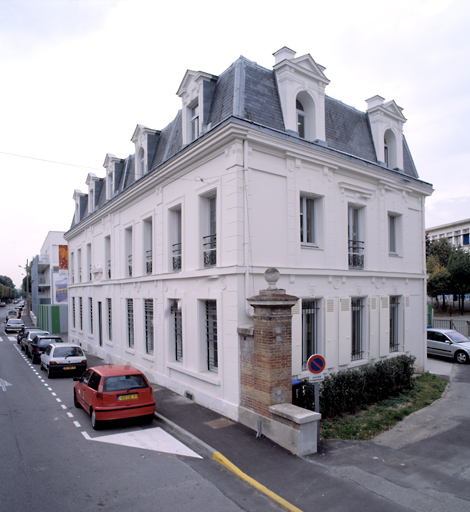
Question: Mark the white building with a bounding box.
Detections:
[426,219,470,250]
[31,231,68,333]
[65,47,433,420]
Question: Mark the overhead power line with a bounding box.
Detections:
[0,151,102,170]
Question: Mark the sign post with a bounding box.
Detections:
[307,354,325,444]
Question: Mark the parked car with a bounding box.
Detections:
[20,329,49,352]
[5,309,18,321]
[427,328,470,364]
[0,302,6,307]
[40,343,87,378]
[5,318,25,333]
[28,335,64,363]
[73,365,155,430]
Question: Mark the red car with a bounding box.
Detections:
[73,365,156,430]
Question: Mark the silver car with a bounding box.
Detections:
[427,328,470,364]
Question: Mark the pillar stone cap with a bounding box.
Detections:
[247,268,298,304]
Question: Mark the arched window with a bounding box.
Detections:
[296,99,305,139]
[296,92,316,141]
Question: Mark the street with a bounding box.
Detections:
[0,324,283,512]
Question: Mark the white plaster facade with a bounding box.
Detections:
[65,49,433,421]
[426,218,470,251]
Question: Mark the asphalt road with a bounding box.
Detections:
[0,327,284,512]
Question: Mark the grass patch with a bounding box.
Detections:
[321,372,448,440]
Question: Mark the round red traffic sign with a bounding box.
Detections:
[307,354,326,374]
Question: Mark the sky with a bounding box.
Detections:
[1,0,469,289]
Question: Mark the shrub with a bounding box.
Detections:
[301,355,416,418]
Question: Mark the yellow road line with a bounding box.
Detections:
[213,451,304,512]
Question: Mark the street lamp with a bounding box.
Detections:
[18,261,30,311]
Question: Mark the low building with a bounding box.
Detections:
[65,47,433,420]
[31,231,68,333]
[426,218,470,250]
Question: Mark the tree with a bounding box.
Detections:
[427,238,454,267]
[447,249,470,314]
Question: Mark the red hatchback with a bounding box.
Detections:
[73,365,156,430]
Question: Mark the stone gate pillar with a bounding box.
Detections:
[239,268,321,456]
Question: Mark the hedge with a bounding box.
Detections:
[300,355,416,418]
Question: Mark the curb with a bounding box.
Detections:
[154,411,303,512]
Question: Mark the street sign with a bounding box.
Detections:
[307,354,326,374]
[310,374,324,383]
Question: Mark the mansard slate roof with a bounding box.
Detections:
[72,55,419,227]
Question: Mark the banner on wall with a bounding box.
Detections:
[59,245,68,270]
[54,275,68,304]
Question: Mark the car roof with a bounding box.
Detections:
[89,365,143,377]
[49,342,83,349]
[427,328,457,334]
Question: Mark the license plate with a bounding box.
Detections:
[64,366,76,370]
[118,393,138,401]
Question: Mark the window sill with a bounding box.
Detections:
[301,243,319,249]
[167,362,221,386]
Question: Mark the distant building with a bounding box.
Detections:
[31,231,68,333]
[65,47,433,420]
[426,219,470,251]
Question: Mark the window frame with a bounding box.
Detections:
[301,299,319,370]
[144,299,154,355]
[127,298,134,349]
[205,300,218,372]
[300,196,317,246]
[351,297,364,360]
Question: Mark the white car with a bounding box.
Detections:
[40,343,87,378]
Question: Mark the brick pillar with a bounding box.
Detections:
[241,268,298,418]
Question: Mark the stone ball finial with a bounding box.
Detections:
[264,268,280,289]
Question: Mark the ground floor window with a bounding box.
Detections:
[171,300,183,362]
[302,299,319,369]
[390,296,400,352]
[351,297,364,360]
[205,300,218,372]
[127,299,134,348]
[144,299,154,355]
[107,298,112,341]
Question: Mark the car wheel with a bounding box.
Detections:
[455,351,469,364]
[142,414,154,425]
[47,366,54,379]
[31,355,36,364]
[73,391,81,409]
[91,410,100,430]
[40,361,45,371]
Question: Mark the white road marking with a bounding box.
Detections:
[73,421,81,427]
[61,405,67,409]
[67,412,73,418]
[85,427,202,458]
[56,398,62,403]
[8,337,16,341]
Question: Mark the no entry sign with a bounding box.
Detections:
[307,354,326,374]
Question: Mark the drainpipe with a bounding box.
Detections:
[243,139,253,319]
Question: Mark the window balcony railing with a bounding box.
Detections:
[107,260,111,279]
[203,234,217,268]
[145,250,152,274]
[348,239,364,269]
[172,243,182,272]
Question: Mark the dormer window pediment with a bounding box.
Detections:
[177,70,218,145]
[273,48,330,143]
[73,189,87,224]
[366,96,407,170]
[131,124,159,179]
[86,173,100,214]
[103,153,121,201]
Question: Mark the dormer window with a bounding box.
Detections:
[190,104,199,141]
[296,100,305,139]
[137,147,145,177]
[384,129,397,169]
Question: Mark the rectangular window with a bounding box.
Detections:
[77,248,82,282]
[79,297,83,331]
[300,196,316,245]
[107,298,112,341]
[205,300,218,372]
[348,206,364,269]
[144,299,154,355]
[390,296,400,352]
[70,252,75,284]
[463,233,469,245]
[89,297,93,334]
[170,207,182,272]
[72,297,76,328]
[125,226,133,277]
[105,236,111,279]
[302,300,319,370]
[86,243,92,281]
[203,195,217,267]
[171,300,183,362]
[143,217,153,274]
[98,301,102,347]
[389,215,397,254]
[351,297,364,360]
[127,299,134,348]
[190,104,199,141]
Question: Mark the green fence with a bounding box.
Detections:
[36,304,68,334]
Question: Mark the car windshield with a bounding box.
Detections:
[53,347,84,357]
[103,374,148,392]
[9,319,22,324]
[447,331,469,343]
